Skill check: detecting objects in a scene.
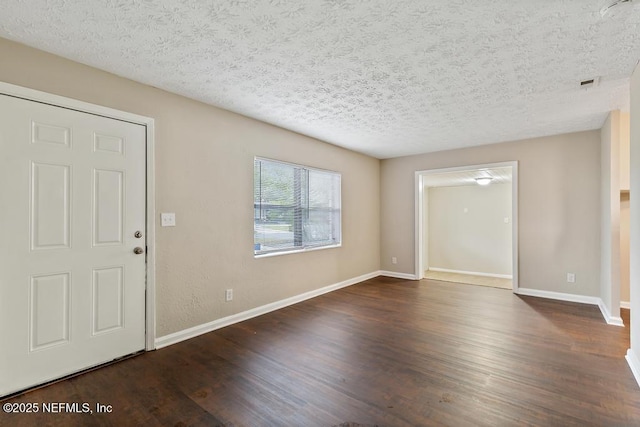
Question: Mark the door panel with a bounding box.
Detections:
[92,266,124,335]
[0,94,146,396]
[30,273,70,351]
[31,162,71,250]
[93,168,124,246]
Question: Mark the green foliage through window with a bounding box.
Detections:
[254,158,341,255]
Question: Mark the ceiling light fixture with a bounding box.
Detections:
[475,177,493,186]
[600,0,636,17]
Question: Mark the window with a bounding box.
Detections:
[254,158,341,256]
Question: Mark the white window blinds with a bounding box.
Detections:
[254,158,341,256]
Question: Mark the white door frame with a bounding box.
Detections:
[415,161,519,292]
[0,81,157,350]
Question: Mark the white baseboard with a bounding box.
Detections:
[626,349,640,389]
[515,288,624,326]
[597,299,625,327]
[155,271,379,349]
[515,288,600,304]
[379,270,418,280]
[621,301,630,309]
[428,267,512,280]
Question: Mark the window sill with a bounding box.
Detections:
[254,243,342,259]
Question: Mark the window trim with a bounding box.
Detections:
[254,242,342,259]
[253,157,342,257]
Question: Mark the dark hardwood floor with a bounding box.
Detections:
[2,276,639,426]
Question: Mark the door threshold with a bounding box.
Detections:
[0,350,146,402]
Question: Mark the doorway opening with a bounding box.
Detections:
[415,162,518,291]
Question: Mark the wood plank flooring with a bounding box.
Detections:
[2,276,639,426]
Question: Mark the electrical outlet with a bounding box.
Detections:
[225,289,233,302]
[391,257,397,264]
[567,273,576,283]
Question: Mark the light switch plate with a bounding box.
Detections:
[161,213,176,227]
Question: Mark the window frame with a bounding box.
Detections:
[253,157,342,258]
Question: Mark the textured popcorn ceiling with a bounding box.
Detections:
[1,0,639,158]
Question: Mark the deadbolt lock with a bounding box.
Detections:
[134,231,143,238]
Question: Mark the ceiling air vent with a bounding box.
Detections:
[580,77,600,89]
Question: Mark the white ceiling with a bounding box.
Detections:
[423,167,512,188]
[1,1,639,159]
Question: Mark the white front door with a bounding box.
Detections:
[0,94,146,396]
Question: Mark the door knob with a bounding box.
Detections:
[133,247,144,254]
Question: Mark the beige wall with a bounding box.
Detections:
[381,131,601,296]
[621,112,631,191]
[0,38,381,337]
[427,184,512,276]
[621,196,630,303]
[600,111,621,316]
[620,112,631,302]
[630,64,640,355]
[620,112,631,305]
